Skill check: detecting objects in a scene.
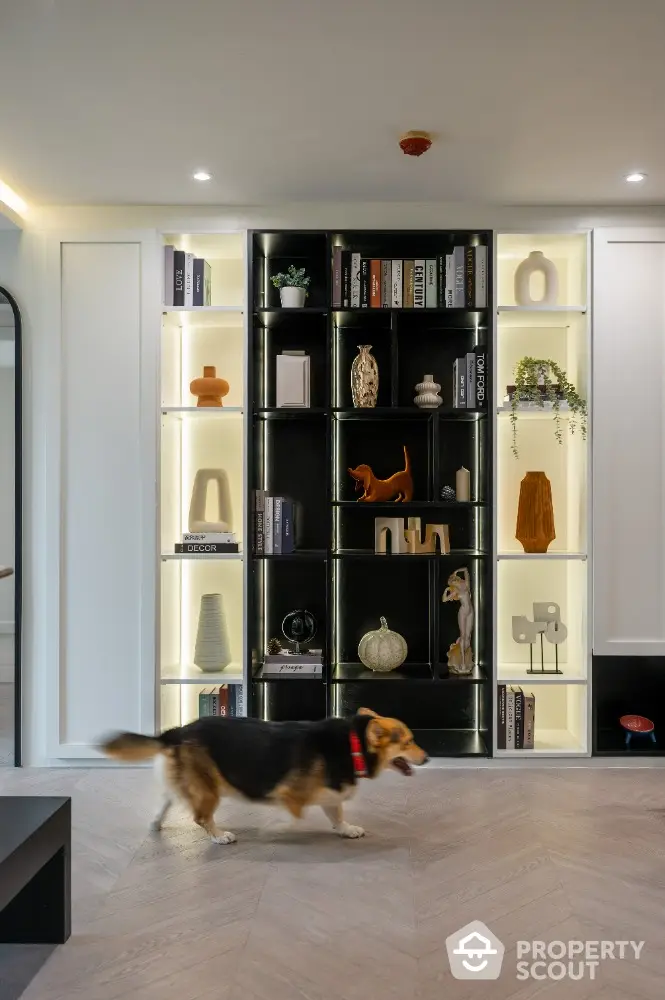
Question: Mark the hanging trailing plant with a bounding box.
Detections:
[510,357,587,458]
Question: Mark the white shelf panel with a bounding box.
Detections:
[497,665,587,685]
[497,552,587,561]
[161,552,243,561]
[497,305,586,314]
[497,404,572,416]
[496,729,586,756]
[163,305,243,314]
[161,663,243,685]
[161,406,243,417]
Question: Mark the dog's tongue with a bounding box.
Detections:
[391,757,413,776]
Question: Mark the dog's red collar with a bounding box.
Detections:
[350,730,367,778]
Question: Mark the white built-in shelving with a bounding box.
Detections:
[159,232,247,731]
[495,232,591,758]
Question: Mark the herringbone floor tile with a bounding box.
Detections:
[1,766,664,999]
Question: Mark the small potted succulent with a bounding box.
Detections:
[509,357,587,458]
[270,265,311,308]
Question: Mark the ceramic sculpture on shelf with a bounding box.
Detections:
[514,250,559,306]
[348,445,413,502]
[189,366,229,407]
[512,601,567,675]
[441,567,474,674]
[188,468,233,533]
[403,517,450,555]
[358,617,408,672]
[414,375,442,408]
[515,471,555,553]
[351,345,379,407]
[194,593,231,672]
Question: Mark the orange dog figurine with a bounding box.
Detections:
[348,446,414,502]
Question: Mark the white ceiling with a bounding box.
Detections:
[1,0,665,207]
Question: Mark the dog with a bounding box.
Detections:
[98,708,428,844]
[348,445,413,502]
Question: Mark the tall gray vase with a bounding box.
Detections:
[194,593,231,672]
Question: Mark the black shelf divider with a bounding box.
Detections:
[247,229,494,753]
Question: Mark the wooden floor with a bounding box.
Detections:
[1,764,665,999]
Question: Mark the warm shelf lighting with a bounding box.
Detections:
[625,172,646,183]
[192,170,211,182]
[0,179,28,217]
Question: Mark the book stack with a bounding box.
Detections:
[497,685,535,749]
[164,245,212,307]
[331,247,487,309]
[262,651,323,677]
[254,491,300,554]
[452,349,486,409]
[175,531,239,554]
[198,684,244,718]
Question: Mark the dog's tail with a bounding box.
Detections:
[403,445,410,474]
[98,727,182,762]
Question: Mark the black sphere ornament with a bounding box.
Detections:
[282,609,317,653]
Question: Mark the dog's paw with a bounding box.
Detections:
[211,831,237,845]
[336,822,365,839]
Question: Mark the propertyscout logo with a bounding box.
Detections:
[446,921,644,982]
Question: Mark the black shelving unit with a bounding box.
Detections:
[247,230,493,757]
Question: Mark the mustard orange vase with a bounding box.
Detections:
[190,366,229,407]
[515,471,555,553]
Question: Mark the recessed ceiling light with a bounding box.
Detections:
[193,170,211,182]
[625,172,646,183]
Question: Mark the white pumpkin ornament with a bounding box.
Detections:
[358,617,408,672]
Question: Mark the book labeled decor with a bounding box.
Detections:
[351,345,379,408]
[175,529,239,554]
[414,374,442,408]
[276,351,310,407]
[194,594,231,673]
[497,685,535,749]
[441,568,474,674]
[188,468,233,533]
[189,366,229,407]
[271,265,310,308]
[512,601,567,674]
[333,247,487,309]
[514,250,558,306]
[358,617,408,673]
[515,471,555,553]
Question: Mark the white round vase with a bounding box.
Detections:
[514,250,559,306]
[279,286,306,308]
[414,374,442,408]
[194,593,231,672]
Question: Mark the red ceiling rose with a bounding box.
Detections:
[399,131,433,156]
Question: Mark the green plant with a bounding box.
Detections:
[270,265,311,292]
[510,357,587,458]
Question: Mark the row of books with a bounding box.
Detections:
[453,350,486,408]
[175,531,239,554]
[254,492,301,554]
[164,245,212,307]
[198,684,244,718]
[331,248,487,309]
[497,685,535,749]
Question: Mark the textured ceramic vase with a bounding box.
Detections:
[351,345,379,407]
[514,251,559,306]
[358,617,408,672]
[414,374,442,408]
[515,471,555,553]
[190,366,229,407]
[280,286,306,308]
[194,593,231,672]
[188,468,232,532]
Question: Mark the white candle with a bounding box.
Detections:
[456,466,470,502]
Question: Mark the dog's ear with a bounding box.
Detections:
[366,717,401,748]
[357,707,378,718]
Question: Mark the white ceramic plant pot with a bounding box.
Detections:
[194,593,231,672]
[514,250,559,306]
[280,286,307,308]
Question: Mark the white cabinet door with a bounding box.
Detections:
[593,229,665,655]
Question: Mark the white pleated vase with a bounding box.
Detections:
[194,593,231,672]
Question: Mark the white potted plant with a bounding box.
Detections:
[270,265,311,308]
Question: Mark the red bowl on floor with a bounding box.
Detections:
[620,714,655,734]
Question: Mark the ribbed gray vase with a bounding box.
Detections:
[194,593,231,672]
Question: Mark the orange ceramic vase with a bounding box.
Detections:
[515,471,555,553]
[190,366,229,407]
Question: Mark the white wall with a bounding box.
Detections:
[5,201,665,764]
